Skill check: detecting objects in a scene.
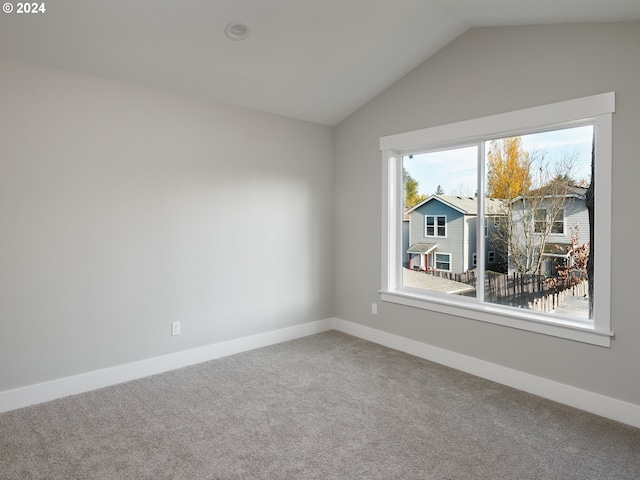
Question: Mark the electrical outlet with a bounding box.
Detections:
[171,321,181,336]
[371,303,378,315]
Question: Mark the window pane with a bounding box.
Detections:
[435,253,451,271]
[551,210,564,234]
[483,125,593,320]
[402,146,477,297]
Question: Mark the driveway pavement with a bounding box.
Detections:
[402,268,475,295]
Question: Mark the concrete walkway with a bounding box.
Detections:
[554,295,590,319]
[402,268,476,295]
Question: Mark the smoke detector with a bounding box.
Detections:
[225,22,249,41]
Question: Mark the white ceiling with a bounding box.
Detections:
[1,0,639,125]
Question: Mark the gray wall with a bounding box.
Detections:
[334,22,640,405]
[0,57,334,391]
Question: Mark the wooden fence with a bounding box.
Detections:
[427,269,477,287]
[484,271,548,306]
[426,270,587,312]
[528,280,589,313]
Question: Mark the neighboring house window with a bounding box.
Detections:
[382,92,614,347]
[425,215,446,237]
[534,208,546,233]
[435,253,451,271]
[473,253,477,267]
[551,210,564,234]
[535,208,564,234]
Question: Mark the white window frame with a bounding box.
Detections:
[425,215,447,238]
[488,251,496,264]
[435,252,451,271]
[380,92,614,347]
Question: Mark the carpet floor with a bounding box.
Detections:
[1,331,639,479]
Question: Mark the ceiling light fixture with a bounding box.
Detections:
[225,22,249,41]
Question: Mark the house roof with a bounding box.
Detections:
[533,185,587,197]
[407,243,438,254]
[405,195,505,215]
[512,185,588,204]
[566,186,588,196]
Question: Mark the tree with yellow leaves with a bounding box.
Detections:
[486,137,531,199]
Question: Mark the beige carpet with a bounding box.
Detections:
[1,331,639,479]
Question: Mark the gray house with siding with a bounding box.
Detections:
[405,195,504,274]
[510,186,590,276]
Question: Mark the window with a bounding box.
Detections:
[435,253,451,271]
[381,93,614,347]
[535,208,564,234]
[534,208,546,233]
[551,210,564,234]
[426,215,446,237]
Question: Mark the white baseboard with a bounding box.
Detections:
[0,318,334,414]
[333,318,640,429]
[4,317,638,429]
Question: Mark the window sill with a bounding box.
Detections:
[380,288,613,347]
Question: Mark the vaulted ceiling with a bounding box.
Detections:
[1,0,639,125]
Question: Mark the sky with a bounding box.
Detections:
[404,125,594,197]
